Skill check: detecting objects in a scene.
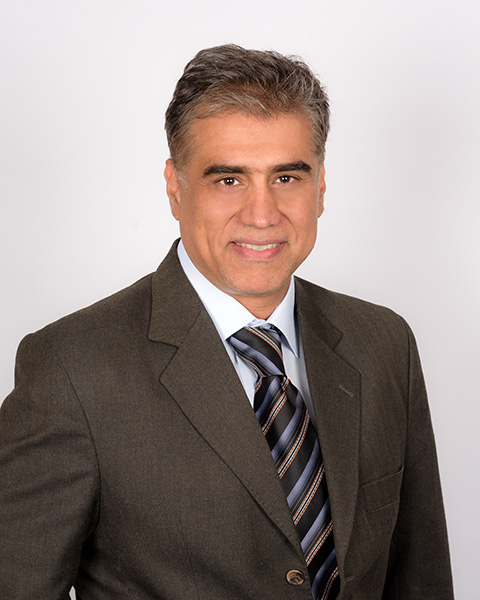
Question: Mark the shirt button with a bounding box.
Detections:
[285,569,305,586]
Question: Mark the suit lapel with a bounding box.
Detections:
[296,278,361,576]
[148,245,361,566]
[148,243,302,554]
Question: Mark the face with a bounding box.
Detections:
[165,112,326,318]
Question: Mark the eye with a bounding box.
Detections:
[218,177,239,186]
[276,174,296,184]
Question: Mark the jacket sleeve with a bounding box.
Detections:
[0,333,99,599]
[382,322,454,599]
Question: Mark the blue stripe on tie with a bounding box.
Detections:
[286,437,321,510]
[269,391,304,464]
[255,378,286,424]
[269,409,303,465]
[301,497,331,555]
[229,330,284,377]
[233,338,283,377]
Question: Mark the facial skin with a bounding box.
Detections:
[164,112,326,319]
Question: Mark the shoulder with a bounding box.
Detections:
[17,273,155,365]
[294,278,423,399]
[296,276,407,325]
[14,241,193,375]
[294,276,414,354]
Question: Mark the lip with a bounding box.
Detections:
[230,240,285,260]
[235,242,280,251]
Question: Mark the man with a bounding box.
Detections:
[0,45,453,599]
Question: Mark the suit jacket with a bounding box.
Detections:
[0,242,454,599]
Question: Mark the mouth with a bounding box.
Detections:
[234,242,280,251]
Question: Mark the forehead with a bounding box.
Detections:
[185,111,316,171]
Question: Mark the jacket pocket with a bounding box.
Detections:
[360,466,404,513]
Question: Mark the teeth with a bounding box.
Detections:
[236,243,278,251]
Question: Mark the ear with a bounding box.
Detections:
[317,163,326,218]
[164,159,183,221]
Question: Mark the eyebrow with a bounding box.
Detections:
[202,161,312,178]
[272,161,312,174]
[203,165,247,177]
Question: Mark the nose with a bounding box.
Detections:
[240,182,281,228]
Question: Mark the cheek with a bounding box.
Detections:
[199,202,238,235]
[179,198,207,231]
[179,201,231,250]
[293,205,319,235]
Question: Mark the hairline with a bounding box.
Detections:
[172,106,324,179]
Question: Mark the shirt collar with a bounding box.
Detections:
[177,240,299,357]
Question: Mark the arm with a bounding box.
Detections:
[382,322,454,599]
[0,334,99,599]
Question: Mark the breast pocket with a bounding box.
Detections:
[360,466,404,514]
[346,466,405,581]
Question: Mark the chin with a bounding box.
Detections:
[227,279,288,300]
[218,265,292,299]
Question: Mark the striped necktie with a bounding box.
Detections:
[229,326,340,600]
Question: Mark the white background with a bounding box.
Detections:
[1,1,479,598]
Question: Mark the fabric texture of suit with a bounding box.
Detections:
[0,241,454,599]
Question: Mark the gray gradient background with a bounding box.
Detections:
[1,1,478,598]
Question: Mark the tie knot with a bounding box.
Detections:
[229,326,285,379]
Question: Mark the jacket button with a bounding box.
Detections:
[285,569,305,586]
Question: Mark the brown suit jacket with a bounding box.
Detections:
[0,242,454,599]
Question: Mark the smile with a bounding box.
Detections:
[235,243,279,251]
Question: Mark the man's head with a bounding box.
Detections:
[164,46,330,318]
[165,44,330,173]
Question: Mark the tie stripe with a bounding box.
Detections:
[277,410,309,478]
[293,462,325,524]
[229,326,340,600]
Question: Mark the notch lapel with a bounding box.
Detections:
[148,244,302,555]
[296,278,361,577]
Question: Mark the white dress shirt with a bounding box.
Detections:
[177,240,315,420]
